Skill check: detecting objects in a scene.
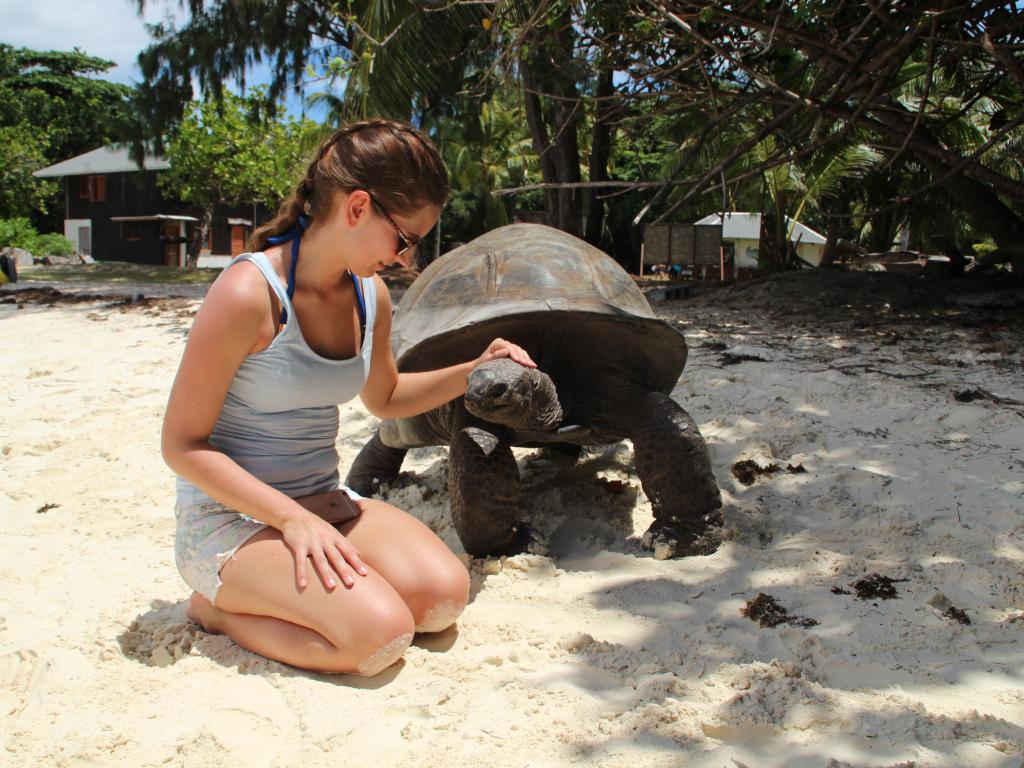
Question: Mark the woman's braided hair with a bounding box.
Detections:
[248,118,448,252]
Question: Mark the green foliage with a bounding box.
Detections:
[0,45,134,160]
[438,190,478,251]
[159,89,317,211]
[972,239,998,260]
[34,233,74,256]
[446,92,538,233]
[159,88,319,264]
[0,217,40,250]
[0,218,73,256]
[0,124,56,217]
[0,44,136,228]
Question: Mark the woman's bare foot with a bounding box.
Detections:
[186,592,224,634]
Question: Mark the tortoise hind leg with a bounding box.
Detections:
[345,431,408,497]
[449,401,525,557]
[630,392,723,558]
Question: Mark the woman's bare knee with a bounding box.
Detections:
[415,598,467,633]
[413,564,470,632]
[324,602,416,676]
[352,630,414,676]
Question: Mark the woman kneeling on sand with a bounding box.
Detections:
[162,119,534,675]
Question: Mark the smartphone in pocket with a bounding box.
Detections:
[295,489,361,525]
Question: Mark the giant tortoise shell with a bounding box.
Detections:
[391,223,688,392]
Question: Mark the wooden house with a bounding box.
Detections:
[34,145,267,267]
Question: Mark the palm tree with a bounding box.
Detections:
[449,93,537,232]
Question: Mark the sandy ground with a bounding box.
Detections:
[1,272,1023,767]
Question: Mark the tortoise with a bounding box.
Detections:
[346,223,722,559]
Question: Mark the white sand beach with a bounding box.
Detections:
[1,273,1022,767]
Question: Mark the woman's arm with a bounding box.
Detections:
[359,278,535,420]
[162,264,367,589]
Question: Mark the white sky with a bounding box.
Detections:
[0,0,321,118]
[0,0,188,85]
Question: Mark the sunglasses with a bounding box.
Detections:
[368,193,420,257]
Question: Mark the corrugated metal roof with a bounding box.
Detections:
[33,144,170,178]
[695,212,826,244]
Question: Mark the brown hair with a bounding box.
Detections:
[249,118,448,252]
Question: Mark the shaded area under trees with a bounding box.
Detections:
[134,1,1024,276]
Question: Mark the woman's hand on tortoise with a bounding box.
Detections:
[476,338,536,369]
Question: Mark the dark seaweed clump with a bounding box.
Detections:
[732,460,781,485]
[954,388,984,403]
[732,460,806,486]
[742,593,819,628]
[850,573,907,600]
[943,606,971,625]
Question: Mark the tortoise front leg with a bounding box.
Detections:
[345,430,408,497]
[629,392,723,559]
[449,400,525,557]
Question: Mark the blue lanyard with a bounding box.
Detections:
[266,216,366,342]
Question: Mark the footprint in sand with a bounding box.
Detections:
[0,649,49,716]
[202,708,284,764]
[28,439,64,455]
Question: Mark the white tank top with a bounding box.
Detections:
[175,251,377,507]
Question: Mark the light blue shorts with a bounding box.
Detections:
[174,486,363,603]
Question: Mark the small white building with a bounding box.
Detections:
[695,212,827,269]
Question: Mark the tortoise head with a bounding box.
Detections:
[465,359,563,432]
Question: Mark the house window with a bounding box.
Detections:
[79,175,107,201]
[121,222,142,241]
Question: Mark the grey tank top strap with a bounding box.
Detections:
[228,252,294,321]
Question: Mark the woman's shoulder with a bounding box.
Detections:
[202,253,278,323]
[369,273,391,309]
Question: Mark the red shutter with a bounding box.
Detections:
[230,226,246,256]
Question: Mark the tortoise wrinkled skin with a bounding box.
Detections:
[347,224,722,559]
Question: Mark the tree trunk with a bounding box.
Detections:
[519,17,585,238]
[585,64,615,247]
[820,213,842,268]
[187,206,213,269]
[867,207,897,254]
[521,62,559,228]
[552,90,582,236]
[550,16,583,236]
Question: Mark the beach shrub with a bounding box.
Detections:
[0,219,73,256]
[972,239,998,262]
[0,217,39,251]
[34,232,73,256]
